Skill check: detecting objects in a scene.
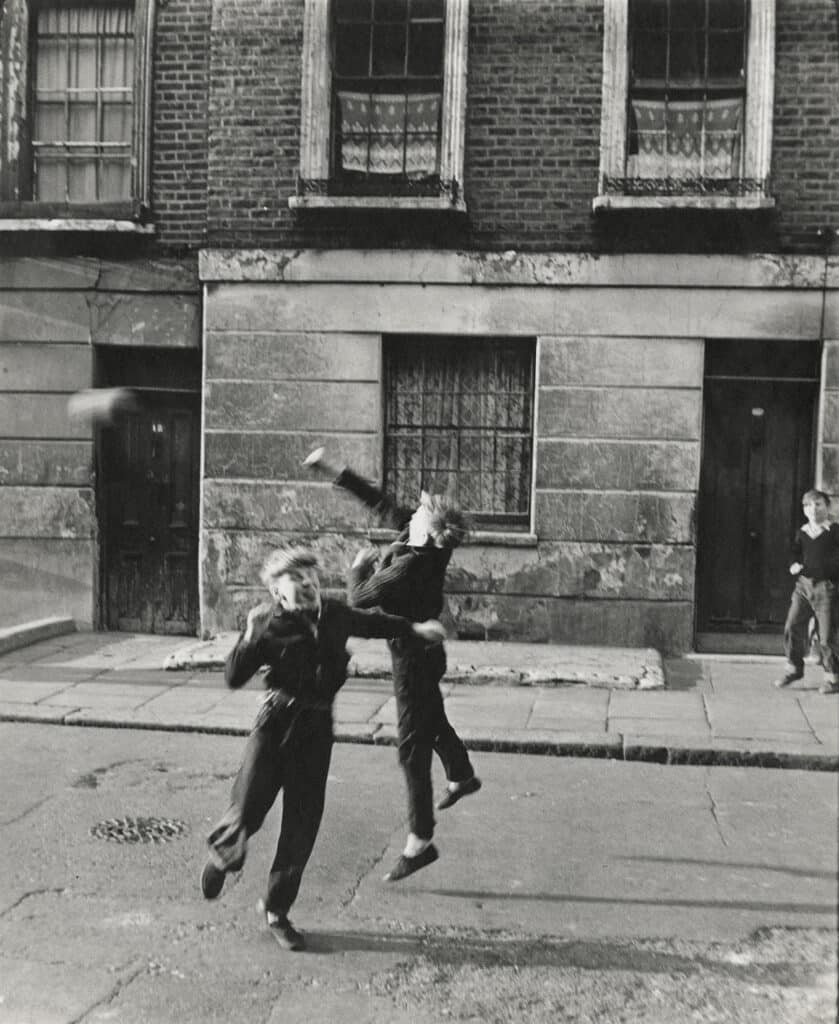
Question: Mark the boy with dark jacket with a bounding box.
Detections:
[775,489,839,695]
[200,546,445,949]
[303,448,481,882]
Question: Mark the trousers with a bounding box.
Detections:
[207,697,333,916]
[390,638,474,839]
[783,577,838,681]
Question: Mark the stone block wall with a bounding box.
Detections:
[0,256,199,628]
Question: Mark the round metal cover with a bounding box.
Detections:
[90,816,189,844]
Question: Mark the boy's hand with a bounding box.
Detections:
[244,601,275,644]
[301,446,341,478]
[352,546,379,574]
[412,619,446,644]
[790,562,803,575]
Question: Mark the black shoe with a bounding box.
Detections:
[773,672,803,689]
[437,775,482,810]
[258,899,305,951]
[384,843,439,882]
[200,860,225,900]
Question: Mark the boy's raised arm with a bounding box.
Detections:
[345,605,444,643]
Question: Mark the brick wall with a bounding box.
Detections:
[151,0,212,249]
[197,0,839,255]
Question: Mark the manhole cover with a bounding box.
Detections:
[90,816,190,844]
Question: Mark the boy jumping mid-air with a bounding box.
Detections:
[303,447,481,882]
[200,546,446,949]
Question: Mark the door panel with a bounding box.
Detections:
[102,393,199,634]
[698,378,816,631]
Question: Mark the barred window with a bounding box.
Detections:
[384,337,535,528]
[32,5,134,202]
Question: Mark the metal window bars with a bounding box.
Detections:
[384,338,535,525]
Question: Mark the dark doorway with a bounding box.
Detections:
[696,340,820,651]
[97,348,200,634]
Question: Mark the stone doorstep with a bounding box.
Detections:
[163,638,665,690]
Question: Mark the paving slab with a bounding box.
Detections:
[0,680,74,703]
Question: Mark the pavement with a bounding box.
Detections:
[0,618,836,770]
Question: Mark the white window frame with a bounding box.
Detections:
[0,0,155,232]
[290,0,468,212]
[593,0,776,211]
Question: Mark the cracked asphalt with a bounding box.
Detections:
[0,723,835,1023]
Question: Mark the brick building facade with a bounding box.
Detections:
[0,0,837,652]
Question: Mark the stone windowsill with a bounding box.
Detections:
[288,194,467,213]
[368,528,537,548]
[592,194,776,212]
[0,218,156,233]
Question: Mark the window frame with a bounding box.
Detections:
[593,0,776,211]
[291,0,468,212]
[382,335,536,531]
[0,0,155,229]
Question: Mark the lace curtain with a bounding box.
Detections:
[627,97,743,179]
[338,91,441,177]
[34,7,134,202]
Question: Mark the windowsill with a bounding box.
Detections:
[288,194,467,213]
[592,194,776,212]
[368,528,537,548]
[0,218,156,233]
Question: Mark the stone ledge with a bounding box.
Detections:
[0,617,76,656]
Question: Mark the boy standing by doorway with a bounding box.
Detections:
[200,546,446,949]
[774,489,839,695]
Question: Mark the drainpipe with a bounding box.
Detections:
[815,226,838,493]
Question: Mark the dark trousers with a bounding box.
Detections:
[783,577,838,680]
[391,640,473,840]
[208,699,333,916]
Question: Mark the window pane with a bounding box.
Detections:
[336,23,371,76]
[68,158,97,201]
[35,158,66,201]
[372,22,407,75]
[632,30,667,80]
[411,0,444,18]
[101,158,131,200]
[671,0,705,27]
[336,0,372,21]
[34,103,65,141]
[633,0,667,30]
[408,21,443,75]
[709,0,745,29]
[103,101,133,142]
[69,101,97,141]
[375,0,407,22]
[669,30,705,80]
[708,31,744,79]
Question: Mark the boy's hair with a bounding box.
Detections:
[802,489,831,506]
[422,493,470,549]
[260,546,319,586]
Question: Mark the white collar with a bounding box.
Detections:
[802,522,829,539]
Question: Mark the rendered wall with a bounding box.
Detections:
[0,256,200,628]
[199,249,837,651]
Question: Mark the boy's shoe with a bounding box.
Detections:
[384,843,439,882]
[819,680,839,695]
[258,899,305,951]
[773,671,803,689]
[200,860,226,900]
[437,775,482,810]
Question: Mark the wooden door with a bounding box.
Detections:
[698,371,817,633]
[101,392,199,634]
